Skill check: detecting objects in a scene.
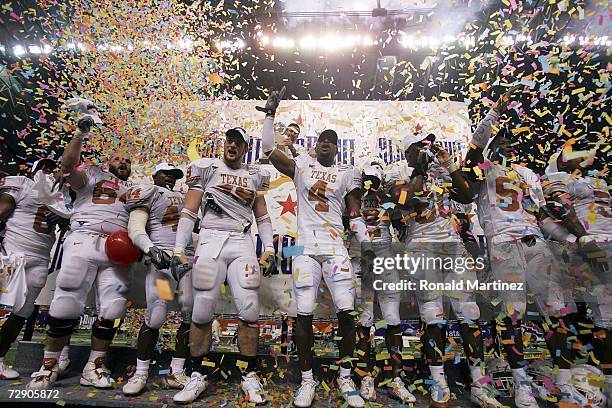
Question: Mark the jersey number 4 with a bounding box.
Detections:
[308,180,330,212]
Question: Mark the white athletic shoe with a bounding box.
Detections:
[338,376,365,408]
[514,382,539,408]
[470,382,502,407]
[388,376,416,403]
[27,359,59,389]
[0,359,19,379]
[161,369,188,389]
[57,353,70,377]
[122,373,148,395]
[360,375,376,401]
[294,379,318,407]
[430,375,451,407]
[557,383,593,407]
[80,357,114,388]
[241,371,267,405]
[173,372,208,404]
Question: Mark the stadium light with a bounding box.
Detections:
[13,45,26,56]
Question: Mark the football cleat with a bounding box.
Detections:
[241,371,267,405]
[388,376,416,403]
[122,373,148,395]
[173,372,208,404]
[338,376,365,408]
[360,375,376,401]
[27,359,59,389]
[80,357,114,388]
[294,379,318,407]
[0,359,19,380]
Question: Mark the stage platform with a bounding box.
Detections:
[0,342,560,407]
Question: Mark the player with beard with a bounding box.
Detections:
[170,127,273,404]
[538,145,610,407]
[390,131,502,408]
[28,116,134,390]
[351,159,416,404]
[261,88,369,408]
[0,159,71,379]
[464,90,584,407]
[122,163,194,395]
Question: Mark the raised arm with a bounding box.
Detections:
[259,87,297,178]
[61,117,92,190]
[464,91,511,182]
[432,146,474,204]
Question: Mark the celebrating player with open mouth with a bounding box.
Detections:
[261,87,370,408]
[28,114,134,390]
[387,130,502,407]
[170,126,274,404]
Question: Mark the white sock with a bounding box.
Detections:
[136,358,150,375]
[512,367,528,386]
[87,350,106,363]
[60,345,69,359]
[170,357,186,374]
[301,369,314,382]
[469,364,484,383]
[43,350,61,364]
[339,366,351,379]
[554,368,571,386]
[429,365,446,383]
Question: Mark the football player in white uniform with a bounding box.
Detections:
[28,117,134,390]
[122,163,194,395]
[170,127,273,404]
[540,147,610,406]
[280,123,307,158]
[0,159,71,379]
[351,160,416,404]
[262,88,369,408]
[392,132,502,408]
[464,91,583,407]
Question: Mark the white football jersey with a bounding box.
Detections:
[475,162,545,243]
[293,154,361,255]
[70,166,131,234]
[126,184,184,249]
[0,176,56,259]
[186,158,269,232]
[386,162,462,243]
[542,171,611,240]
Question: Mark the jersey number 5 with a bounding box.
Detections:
[308,180,329,212]
[495,176,520,212]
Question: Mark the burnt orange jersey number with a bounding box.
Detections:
[495,176,520,212]
[92,181,118,205]
[32,206,51,234]
[161,205,180,232]
[308,180,329,212]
